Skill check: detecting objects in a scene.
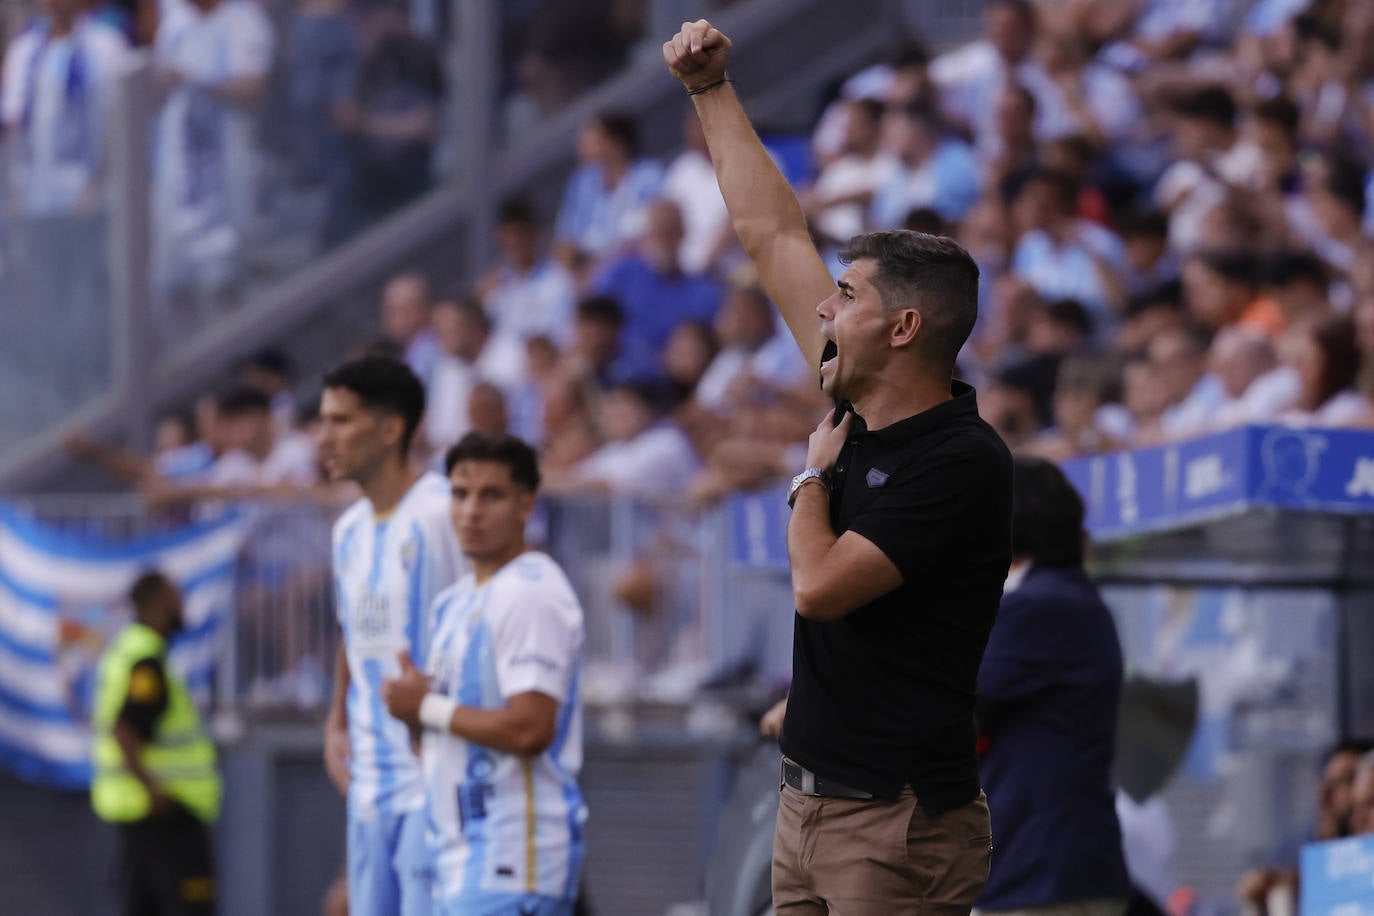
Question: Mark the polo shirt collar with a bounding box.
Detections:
[851,381,979,444]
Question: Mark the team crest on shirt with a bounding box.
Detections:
[399,537,419,573]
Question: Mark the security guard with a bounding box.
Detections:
[92,571,221,915]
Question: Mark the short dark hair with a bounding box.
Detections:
[990,0,1035,23]
[1044,299,1093,337]
[1252,95,1300,136]
[322,356,427,453]
[892,42,931,70]
[1117,209,1170,241]
[894,100,944,134]
[497,196,538,226]
[607,376,683,415]
[246,348,291,379]
[594,113,640,157]
[838,230,980,371]
[1194,248,1258,286]
[1263,250,1329,290]
[1171,85,1236,129]
[1306,314,1360,407]
[1011,456,1086,566]
[1004,81,1037,116]
[216,386,271,417]
[444,432,541,492]
[437,295,492,333]
[1021,165,1081,208]
[576,296,625,326]
[129,570,174,610]
[852,97,886,125]
[1320,152,1367,216]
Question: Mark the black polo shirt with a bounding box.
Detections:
[778,381,1012,814]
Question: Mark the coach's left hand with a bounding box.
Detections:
[382,651,428,728]
[805,408,853,474]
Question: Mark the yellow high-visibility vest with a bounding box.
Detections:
[90,623,221,823]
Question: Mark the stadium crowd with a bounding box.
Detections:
[5,1,1374,911]
[15,0,1374,506]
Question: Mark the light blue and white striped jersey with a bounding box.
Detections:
[333,471,463,819]
[422,552,587,904]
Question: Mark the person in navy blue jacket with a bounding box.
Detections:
[975,456,1132,916]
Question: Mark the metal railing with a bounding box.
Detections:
[11,490,797,718]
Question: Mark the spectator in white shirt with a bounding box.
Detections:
[549,378,700,499]
[478,197,576,345]
[981,82,1039,188]
[2,0,128,395]
[1120,210,1181,298]
[693,285,813,414]
[1154,86,1238,252]
[1282,314,1365,426]
[803,98,898,246]
[1010,167,1128,323]
[1287,151,1367,274]
[151,0,274,297]
[1150,323,1226,438]
[661,320,719,401]
[554,112,663,263]
[381,271,440,384]
[660,109,732,275]
[1027,30,1142,148]
[871,102,981,226]
[238,348,298,439]
[423,296,526,456]
[932,0,1042,153]
[466,381,509,437]
[810,45,936,165]
[1,0,128,217]
[204,386,318,488]
[1206,326,1280,430]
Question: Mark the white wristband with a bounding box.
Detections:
[418,694,457,732]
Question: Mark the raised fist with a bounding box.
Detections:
[662,19,732,91]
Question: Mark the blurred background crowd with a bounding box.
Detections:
[4,0,1374,912]
[24,0,1374,514]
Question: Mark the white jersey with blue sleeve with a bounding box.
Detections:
[334,470,463,819]
[422,552,587,905]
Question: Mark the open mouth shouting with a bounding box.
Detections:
[819,338,838,390]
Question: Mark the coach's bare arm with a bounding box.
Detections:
[663,20,833,367]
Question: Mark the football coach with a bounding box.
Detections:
[665,20,1013,914]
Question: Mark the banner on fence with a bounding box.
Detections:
[0,503,245,789]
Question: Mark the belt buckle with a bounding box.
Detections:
[784,757,818,796]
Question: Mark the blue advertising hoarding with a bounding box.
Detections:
[1301,835,1374,915]
[727,425,1374,564]
[1061,425,1374,540]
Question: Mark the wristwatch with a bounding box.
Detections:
[788,467,831,508]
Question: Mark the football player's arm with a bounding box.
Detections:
[437,693,559,757]
[382,653,559,757]
[323,640,352,794]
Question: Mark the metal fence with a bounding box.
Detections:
[10,490,796,719]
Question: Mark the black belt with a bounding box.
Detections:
[781,757,874,799]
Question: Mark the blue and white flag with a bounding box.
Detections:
[0,503,246,790]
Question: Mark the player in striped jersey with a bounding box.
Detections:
[383,432,586,916]
[319,357,466,916]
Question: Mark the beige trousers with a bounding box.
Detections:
[772,783,992,915]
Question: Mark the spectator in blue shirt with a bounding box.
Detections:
[870,102,981,227]
[555,111,663,262]
[1010,166,1128,325]
[977,455,1132,916]
[592,199,723,358]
